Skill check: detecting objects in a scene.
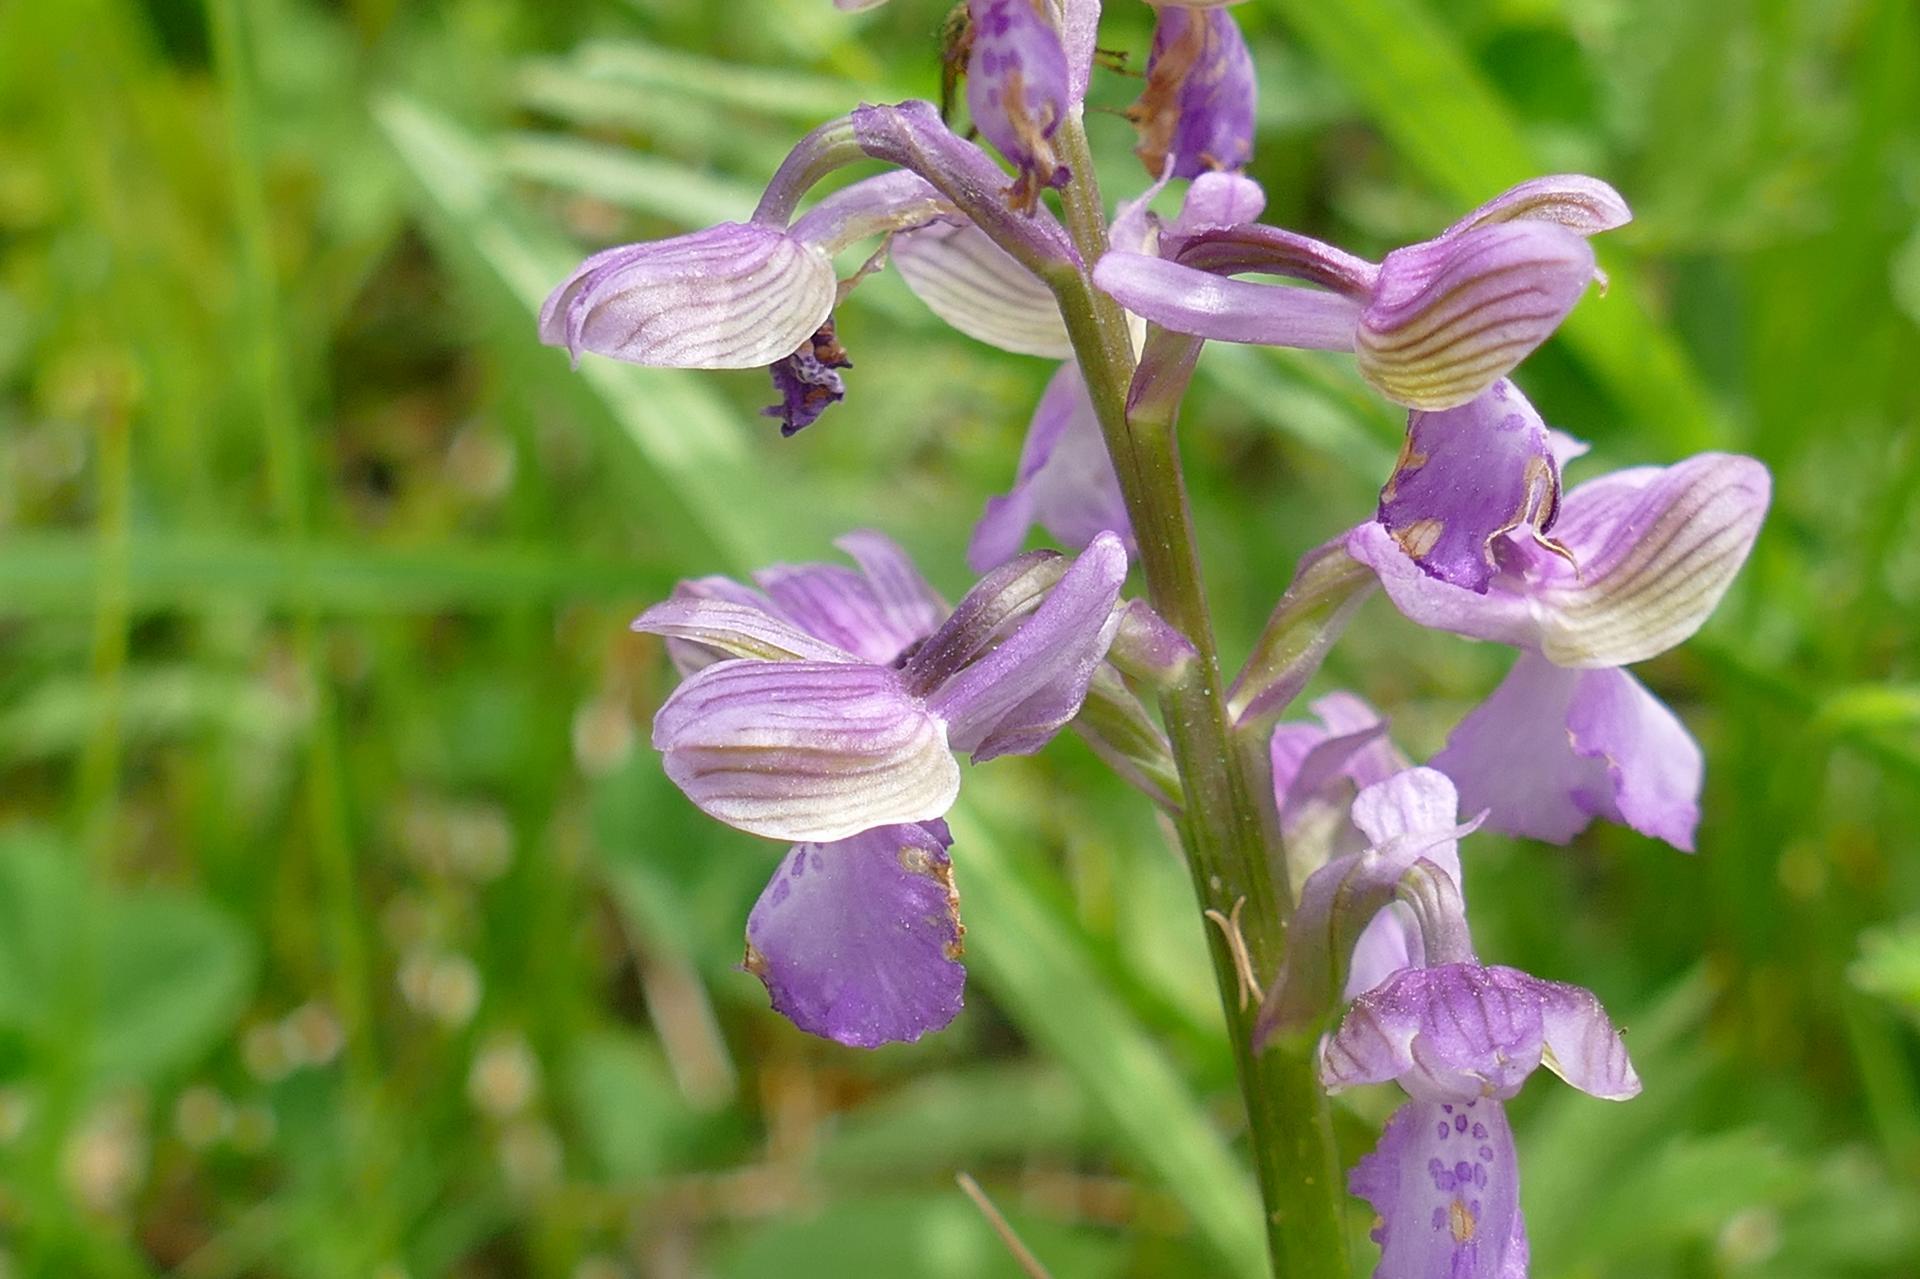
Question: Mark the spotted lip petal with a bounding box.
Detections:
[746,822,965,1048]
[538,223,836,370]
[1376,380,1563,593]
[1351,1097,1529,1279]
[652,660,961,843]
[891,217,1073,358]
[1356,221,1599,411]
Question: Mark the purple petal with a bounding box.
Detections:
[787,171,949,255]
[1322,964,1548,1103]
[1053,0,1099,102]
[1377,380,1562,593]
[1131,5,1257,180]
[1434,655,1701,850]
[1269,693,1405,871]
[539,224,835,369]
[632,597,857,665]
[1165,171,1268,247]
[891,217,1072,358]
[968,362,1134,572]
[652,660,960,842]
[966,0,1072,205]
[1346,522,1539,649]
[1350,1098,1527,1279]
[1350,765,1467,860]
[1535,981,1642,1100]
[1356,221,1598,410]
[746,822,965,1048]
[1563,664,1703,851]
[835,529,948,644]
[1093,252,1364,349]
[1443,174,1632,240]
[1529,454,1771,668]
[903,551,1068,690]
[753,539,940,667]
[929,531,1127,761]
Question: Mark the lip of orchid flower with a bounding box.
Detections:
[1129,4,1256,180]
[1092,175,1631,411]
[633,532,1128,843]
[745,819,967,1048]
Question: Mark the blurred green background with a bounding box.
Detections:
[2,0,1918,1275]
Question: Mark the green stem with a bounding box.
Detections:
[1049,116,1352,1279]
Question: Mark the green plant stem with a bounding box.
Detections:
[1049,116,1352,1279]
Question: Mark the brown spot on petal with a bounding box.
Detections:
[898,842,967,960]
[1393,519,1444,559]
[1381,433,1429,504]
[741,941,769,979]
[1449,1199,1476,1243]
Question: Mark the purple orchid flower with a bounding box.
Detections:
[540,90,1092,431]
[1348,444,1770,850]
[1129,3,1257,179]
[1259,764,1478,1040]
[1281,767,1641,1278]
[1093,175,1632,411]
[636,530,1128,842]
[633,530,1128,1047]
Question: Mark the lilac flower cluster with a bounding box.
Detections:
[538,1,1768,1273]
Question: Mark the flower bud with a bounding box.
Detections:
[1130,5,1257,179]
[966,0,1073,210]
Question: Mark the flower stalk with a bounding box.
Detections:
[1048,113,1353,1279]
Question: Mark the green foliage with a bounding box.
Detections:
[0,0,1916,1274]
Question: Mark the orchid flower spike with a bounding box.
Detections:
[1094,175,1632,411]
[1349,438,1771,850]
